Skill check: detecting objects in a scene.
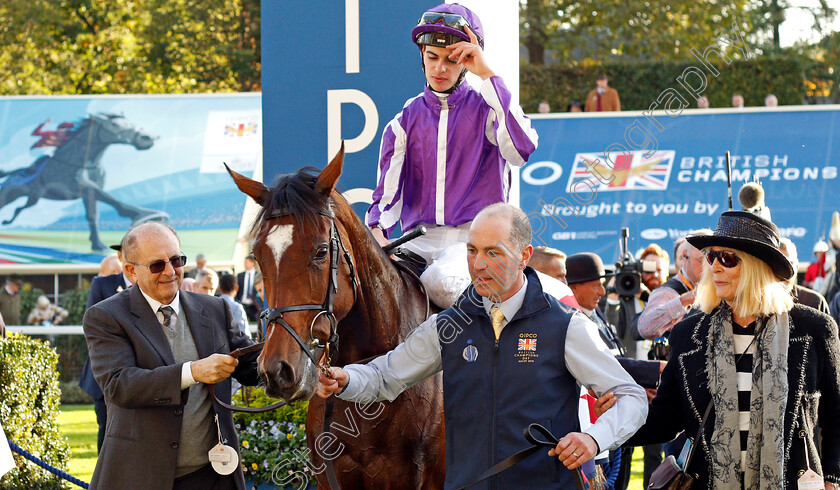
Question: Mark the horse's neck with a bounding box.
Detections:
[54,126,106,165]
[336,210,428,364]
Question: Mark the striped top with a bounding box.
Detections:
[733,321,757,470]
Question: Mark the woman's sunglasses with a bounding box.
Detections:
[129,255,187,274]
[703,249,741,268]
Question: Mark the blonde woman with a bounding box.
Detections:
[626,211,840,489]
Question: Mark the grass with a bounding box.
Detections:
[57,404,648,488]
[57,404,97,485]
[629,446,645,489]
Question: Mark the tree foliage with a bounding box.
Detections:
[0,0,260,95]
[747,0,836,51]
[520,0,751,65]
[520,0,836,65]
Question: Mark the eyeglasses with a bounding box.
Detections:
[129,255,187,274]
[704,249,741,268]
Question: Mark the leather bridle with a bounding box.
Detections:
[210,207,358,413]
[258,208,359,377]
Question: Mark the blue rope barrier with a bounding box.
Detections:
[8,440,89,489]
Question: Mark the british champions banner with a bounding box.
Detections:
[522,106,840,261]
[0,94,261,265]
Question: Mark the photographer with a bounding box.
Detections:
[637,230,711,340]
[605,244,670,359]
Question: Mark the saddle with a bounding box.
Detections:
[391,247,427,278]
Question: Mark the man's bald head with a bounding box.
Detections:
[473,203,532,252]
[122,222,180,263]
[99,254,122,276]
[122,222,184,304]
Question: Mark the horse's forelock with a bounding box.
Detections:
[252,167,332,237]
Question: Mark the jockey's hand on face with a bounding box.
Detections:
[447,27,494,81]
[316,367,349,398]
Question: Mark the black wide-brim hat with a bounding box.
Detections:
[686,210,794,280]
[566,252,613,285]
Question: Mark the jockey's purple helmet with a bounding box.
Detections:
[411,3,484,49]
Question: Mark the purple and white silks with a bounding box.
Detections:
[366,76,539,238]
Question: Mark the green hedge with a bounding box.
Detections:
[0,334,70,489]
[520,55,826,113]
[232,387,308,427]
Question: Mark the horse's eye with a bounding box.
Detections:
[313,246,328,261]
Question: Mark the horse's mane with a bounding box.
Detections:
[252,166,333,234]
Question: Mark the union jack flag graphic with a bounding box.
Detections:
[224,122,258,137]
[567,150,675,192]
[518,338,537,351]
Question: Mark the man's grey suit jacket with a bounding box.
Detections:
[83,285,260,490]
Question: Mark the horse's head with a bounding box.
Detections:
[228,144,358,400]
[88,113,156,150]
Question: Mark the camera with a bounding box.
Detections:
[609,228,658,299]
[648,336,671,361]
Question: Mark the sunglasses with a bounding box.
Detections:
[704,249,741,268]
[130,255,187,274]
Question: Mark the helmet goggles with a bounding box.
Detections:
[414,10,483,47]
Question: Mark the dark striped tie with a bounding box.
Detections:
[159,305,174,330]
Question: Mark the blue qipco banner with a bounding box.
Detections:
[522,107,840,262]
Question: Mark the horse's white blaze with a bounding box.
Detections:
[266,224,294,264]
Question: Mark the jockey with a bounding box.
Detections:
[366,4,569,308]
[31,119,75,158]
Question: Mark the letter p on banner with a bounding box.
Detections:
[327,89,380,158]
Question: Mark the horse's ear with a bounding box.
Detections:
[315,141,344,196]
[226,163,270,206]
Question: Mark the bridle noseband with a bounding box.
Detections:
[259,208,358,376]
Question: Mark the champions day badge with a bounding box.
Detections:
[515,333,538,363]
[463,339,478,362]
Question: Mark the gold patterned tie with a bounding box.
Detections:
[490,306,505,340]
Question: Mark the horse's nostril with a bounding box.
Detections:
[277,360,295,383]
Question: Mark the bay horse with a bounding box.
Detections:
[0,113,168,251]
[228,145,446,489]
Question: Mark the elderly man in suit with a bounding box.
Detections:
[83,222,260,490]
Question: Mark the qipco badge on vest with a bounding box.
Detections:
[209,415,239,475]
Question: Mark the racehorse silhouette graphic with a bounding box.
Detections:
[0,113,168,251]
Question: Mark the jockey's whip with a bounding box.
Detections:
[383,226,427,254]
